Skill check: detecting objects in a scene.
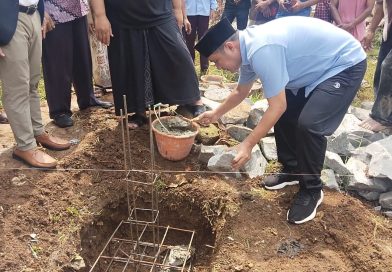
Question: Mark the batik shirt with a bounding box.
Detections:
[44,0,89,24]
[314,0,332,23]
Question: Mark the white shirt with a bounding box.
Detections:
[19,0,39,6]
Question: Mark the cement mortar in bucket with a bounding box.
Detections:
[151,116,200,161]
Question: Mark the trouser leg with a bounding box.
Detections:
[198,16,210,71]
[184,16,197,62]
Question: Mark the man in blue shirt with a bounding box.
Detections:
[184,0,218,74]
[194,17,366,224]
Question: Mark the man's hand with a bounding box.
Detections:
[231,141,253,170]
[0,48,5,57]
[290,0,304,13]
[42,12,55,39]
[278,0,288,11]
[262,6,272,17]
[184,17,192,34]
[173,9,184,29]
[94,14,112,45]
[339,22,355,32]
[192,110,219,126]
[362,30,375,51]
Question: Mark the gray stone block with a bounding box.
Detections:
[379,191,392,209]
[346,157,390,192]
[242,145,268,178]
[324,151,351,175]
[227,125,253,142]
[260,136,277,161]
[199,144,227,164]
[357,191,381,201]
[321,169,340,192]
[207,150,241,179]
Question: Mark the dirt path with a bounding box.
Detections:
[0,96,391,272]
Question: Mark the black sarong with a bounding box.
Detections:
[107,17,200,115]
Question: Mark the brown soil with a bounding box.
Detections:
[0,95,391,272]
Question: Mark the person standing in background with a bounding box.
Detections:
[91,0,205,129]
[314,0,332,22]
[249,0,279,25]
[276,0,318,18]
[330,0,375,41]
[221,0,251,30]
[42,0,113,129]
[184,0,218,75]
[0,0,71,168]
[360,0,392,132]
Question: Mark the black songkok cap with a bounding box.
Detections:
[194,18,236,58]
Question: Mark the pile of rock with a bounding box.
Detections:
[196,78,392,216]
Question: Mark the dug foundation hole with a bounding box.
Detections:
[80,192,216,271]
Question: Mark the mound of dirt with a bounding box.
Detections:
[0,101,391,272]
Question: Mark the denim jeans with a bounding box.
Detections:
[221,0,251,30]
[371,27,392,126]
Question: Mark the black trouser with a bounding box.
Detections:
[371,26,392,126]
[222,0,251,30]
[275,60,366,190]
[42,16,97,119]
[184,15,210,72]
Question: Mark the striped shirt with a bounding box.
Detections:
[44,0,89,24]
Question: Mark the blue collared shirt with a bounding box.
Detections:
[238,16,366,98]
[186,0,218,16]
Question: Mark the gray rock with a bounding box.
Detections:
[227,125,253,142]
[321,169,340,192]
[246,99,268,129]
[260,136,278,161]
[350,106,370,121]
[366,136,392,179]
[368,154,392,179]
[382,211,392,218]
[360,101,374,110]
[324,151,351,175]
[208,150,241,178]
[221,102,251,125]
[327,132,356,156]
[201,97,221,111]
[346,157,390,192]
[348,131,386,148]
[379,191,392,209]
[349,147,371,164]
[199,145,227,164]
[242,145,268,178]
[364,135,392,157]
[332,114,363,137]
[68,255,86,271]
[357,191,381,201]
[204,88,231,103]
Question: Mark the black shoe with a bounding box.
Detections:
[177,104,206,118]
[287,189,324,224]
[262,173,299,190]
[90,99,113,109]
[53,114,73,128]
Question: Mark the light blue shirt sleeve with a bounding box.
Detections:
[211,0,218,11]
[240,45,289,98]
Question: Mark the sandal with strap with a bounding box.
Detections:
[127,114,148,129]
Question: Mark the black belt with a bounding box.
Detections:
[19,4,38,15]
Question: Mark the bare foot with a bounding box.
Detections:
[360,117,387,132]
